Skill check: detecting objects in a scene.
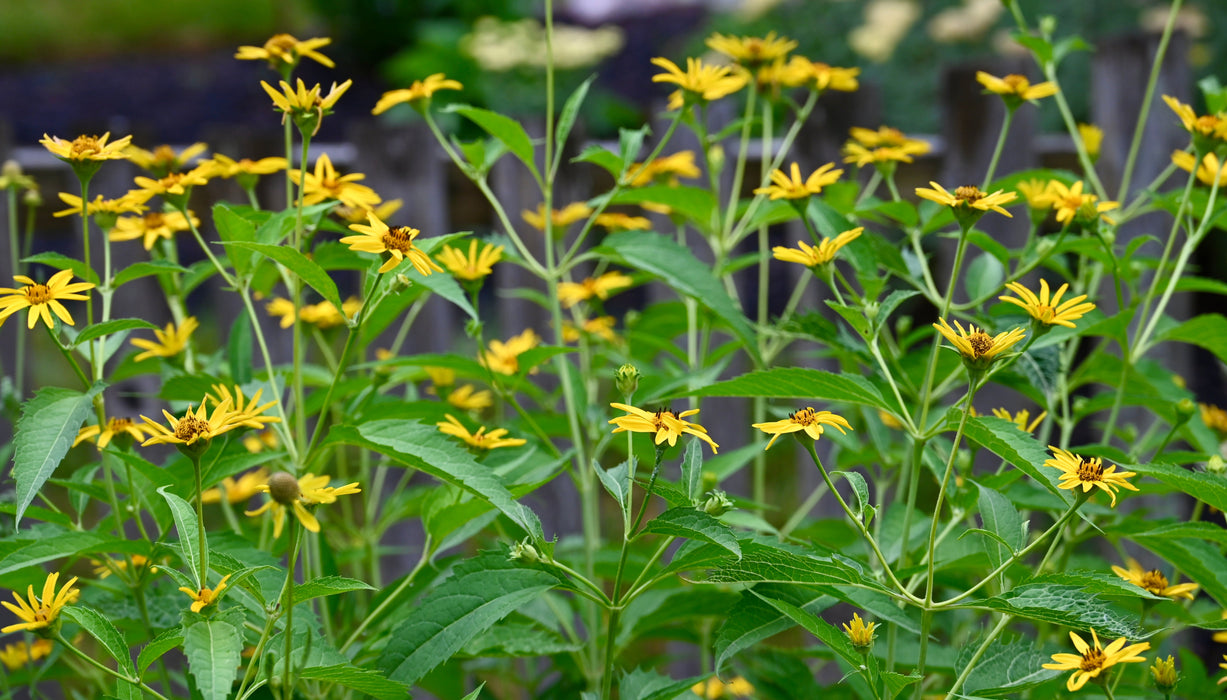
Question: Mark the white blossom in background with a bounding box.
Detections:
[461,16,625,71]
[849,0,920,63]
[928,0,1004,43]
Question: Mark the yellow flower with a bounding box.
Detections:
[336,198,403,226]
[563,316,619,344]
[989,408,1046,434]
[915,182,1017,218]
[522,202,594,232]
[842,126,931,166]
[341,211,442,276]
[878,410,903,430]
[752,406,852,450]
[842,612,876,649]
[557,271,633,308]
[140,399,240,448]
[179,574,232,613]
[754,162,843,200]
[609,403,719,453]
[1078,123,1104,160]
[235,34,335,69]
[1,572,79,634]
[594,212,652,231]
[201,153,288,179]
[92,555,158,579]
[1171,150,1227,186]
[54,192,148,219]
[109,210,198,250]
[0,639,53,671]
[772,227,862,268]
[691,676,754,699]
[651,56,749,110]
[975,71,1058,103]
[756,56,814,92]
[1111,558,1199,600]
[1039,180,1118,226]
[201,468,271,505]
[706,31,797,65]
[809,61,861,92]
[74,416,157,450]
[265,297,296,328]
[40,132,133,162]
[1043,629,1149,692]
[262,79,353,135]
[1219,654,1227,685]
[439,240,503,281]
[426,366,456,388]
[481,329,541,375]
[131,317,198,361]
[447,384,494,411]
[932,318,1026,365]
[1044,446,1139,507]
[1201,403,1227,435]
[300,297,362,329]
[999,279,1096,328]
[627,151,701,187]
[1162,95,1227,140]
[1015,179,1052,210]
[125,142,208,175]
[246,473,361,537]
[373,74,464,114]
[291,153,381,210]
[1150,655,1178,692]
[242,430,279,454]
[207,384,281,431]
[437,414,527,450]
[131,168,211,201]
[0,270,95,330]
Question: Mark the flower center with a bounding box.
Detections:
[791,407,817,425]
[1079,647,1106,672]
[23,283,52,305]
[1139,569,1169,594]
[107,417,134,431]
[1002,74,1029,93]
[955,185,985,203]
[264,34,297,57]
[968,331,994,357]
[174,415,210,442]
[1077,457,1104,482]
[70,135,103,158]
[152,145,176,165]
[143,212,166,228]
[1194,115,1219,135]
[381,226,416,254]
[879,128,905,146]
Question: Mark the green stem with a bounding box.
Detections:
[47,325,91,388]
[281,525,302,698]
[291,134,312,459]
[54,632,170,700]
[8,187,24,397]
[1116,0,1183,201]
[981,108,1015,189]
[943,615,1013,700]
[191,452,209,587]
[237,289,297,461]
[341,535,431,653]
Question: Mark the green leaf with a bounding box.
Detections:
[460,685,485,700]
[292,576,375,606]
[1157,313,1227,364]
[681,439,703,503]
[975,482,1025,571]
[376,553,557,687]
[112,260,190,288]
[227,310,253,385]
[62,605,135,674]
[686,367,888,409]
[980,584,1140,637]
[964,252,1004,301]
[598,230,758,363]
[553,75,594,173]
[643,508,740,558]
[596,458,632,521]
[12,383,105,527]
[213,203,258,279]
[158,486,202,587]
[334,420,543,541]
[1023,571,1162,600]
[74,318,158,347]
[448,105,540,180]
[182,618,242,700]
[958,636,1060,696]
[714,584,834,672]
[0,532,143,576]
[402,262,478,320]
[957,416,1071,504]
[619,668,704,700]
[697,541,885,591]
[298,664,409,700]
[21,251,98,285]
[618,124,650,171]
[1133,534,1227,605]
[754,592,863,668]
[1130,461,1227,514]
[221,241,344,315]
[573,144,622,176]
[137,626,183,675]
[831,470,871,522]
[608,186,716,227]
[826,301,870,338]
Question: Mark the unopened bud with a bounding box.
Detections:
[1150,655,1178,693]
[1175,398,1197,423]
[1,159,22,180]
[1207,455,1227,476]
[509,538,541,564]
[615,363,641,399]
[698,489,735,516]
[707,144,725,176]
[391,274,412,293]
[23,187,42,207]
[267,472,301,505]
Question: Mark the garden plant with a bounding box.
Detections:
[4,1,1227,698]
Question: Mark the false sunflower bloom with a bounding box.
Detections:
[243,431,279,454]
[0,639,53,671]
[975,71,1058,106]
[110,210,198,250]
[342,211,442,275]
[202,153,288,180]
[179,574,232,613]
[754,162,843,200]
[1044,447,1138,507]
[207,384,280,431]
[842,126,931,167]
[522,202,594,232]
[1,572,79,635]
[373,74,463,114]
[1111,558,1198,600]
[705,31,797,66]
[609,403,719,453]
[92,555,158,580]
[292,153,380,210]
[439,240,503,281]
[202,468,270,505]
[437,414,526,450]
[594,212,652,231]
[563,316,619,344]
[131,317,198,361]
[810,61,860,92]
[651,57,749,110]
[773,228,862,268]
[236,34,334,69]
[125,142,208,175]
[54,192,148,219]
[990,408,1046,434]
[481,329,541,375]
[756,56,814,93]
[262,79,352,136]
[74,417,157,450]
[692,677,754,699]
[140,399,240,449]
[131,168,211,206]
[1043,629,1148,692]
[916,182,1017,218]
[447,385,494,411]
[1015,179,1052,211]
[753,407,852,450]
[300,297,362,329]
[1040,180,1117,226]
[1162,95,1227,142]
[1201,403,1227,435]
[1171,150,1227,187]
[933,318,1026,367]
[999,279,1096,328]
[627,151,701,187]
[1078,123,1104,161]
[843,613,876,650]
[40,133,133,163]
[0,271,95,330]
[557,271,633,308]
[246,472,361,537]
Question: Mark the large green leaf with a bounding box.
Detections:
[642,508,740,558]
[298,664,409,700]
[213,203,258,279]
[755,593,863,668]
[1022,571,1163,600]
[686,367,887,409]
[0,531,143,576]
[73,318,158,346]
[1133,534,1227,605]
[403,264,478,320]
[958,636,1059,696]
[112,260,189,289]
[1157,313,1227,364]
[182,617,242,700]
[608,186,716,227]
[158,487,202,587]
[376,554,557,688]
[1130,461,1227,513]
[221,241,344,314]
[597,230,760,365]
[979,584,1140,637]
[137,626,183,675]
[332,421,543,541]
[11,383,105,527]
[62,605,135,674]
[292,576,375,606]
[447,105,540,180]
[696,541,886,591]
[957,416,1071,504]
[713,585,835,671]
[974,481,1026,571]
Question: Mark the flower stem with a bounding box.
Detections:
[981,108,1015,190]
[54,632,170,700]
[290,134,312,459]
[281,524,303,698]
[1116,0,1183,201]
[191,452,209,587]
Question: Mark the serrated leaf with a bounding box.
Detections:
[1130,461,1227,514]
[608,186,715,228]
[62,605,135,674]
[1133,534,1227,605]
[376,553,557,687]
[21,252,98,285]
[573,144,621,176]
[73,319,158,346]
[221,241,344,313]
[979,585,1140,637]
[975,482,1025,572]
[964,252,1004,301]
[686,367,887,409]
[697,541,884,590]
[1023,571,1163,600]
[403,262,478,320]
[299,664,409,700]
[1157,313,1227,364]
[597,230,758,364]
[448,105,540,180]
[714,585,834,672]
[959,636,1060,696]
[642,508,740,558]
[137,626,183,675]
[596,458,632,522]
[112,260,190,288]
[0,532,142,576]
[553,75,594,174]
[681,439,703,503]
[183,618,242,700]
[460,685,485,700]
[158,486,202,587]
[957,416,1071,504]
[827,301,870,337]
[12,383,105,527]
[619,667,704,700]
[213,203,258,279]
[831,470,870,521]
[754,592,863,668]
[292,576,375,605]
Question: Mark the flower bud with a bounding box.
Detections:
[23,186,43,207]
[1175,398,1197,424]
[1,159,22,181]
[707,144,725,177]
[698,489,735,516]
[1150,655,1178,693]
[615,363,641,400]
[1207,455,1227,476]
[842,613,876,654]
[267,471,301,505]
[508,538,541,564]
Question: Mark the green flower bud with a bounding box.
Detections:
[509,538,541,564]
[615,363,641,400]
[698,489,735,517]
[1150,655,1178,693]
